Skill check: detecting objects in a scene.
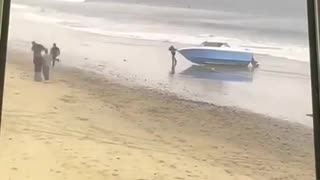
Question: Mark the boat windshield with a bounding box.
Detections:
[201,42,230,47]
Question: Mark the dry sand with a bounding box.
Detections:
[0,51,315,180]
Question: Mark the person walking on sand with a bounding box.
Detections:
[169,45,178,74]
[50,43,60,67]
[31,41,46,81]
[42,49,52,81]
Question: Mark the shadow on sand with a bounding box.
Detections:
[180,65,256,82]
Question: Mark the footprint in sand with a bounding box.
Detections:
[185,170,192,174]
[59,95,77,104]
[21,154,30,160]
[97,170,108,176]
[61,163,68,168]
[224,169,232,175]
[158,160,166,164]
[175,177,185,180]
[36,137,46,141]
[19,73,29,79]
[11,167,18,171]
[178,138,187,143]
[77,117,89,121]
[170,164,177,169]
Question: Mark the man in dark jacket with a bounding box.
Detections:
[31,41,46,81]
[50,43,60,67]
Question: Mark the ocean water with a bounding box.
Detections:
[12,0,309,61]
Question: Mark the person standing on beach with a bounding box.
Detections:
[251,57,259,68]
[31,41,46,81]
[169,45,178,74]
[42,49,52,81]
[50,43,60,67]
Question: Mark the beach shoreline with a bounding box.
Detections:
[0,50,315,179]
[6,3,313,126]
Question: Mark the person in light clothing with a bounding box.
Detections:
[42,49,52,81]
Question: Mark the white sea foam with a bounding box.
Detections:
[67,26,309,61]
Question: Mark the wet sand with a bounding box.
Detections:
[0,51,315,179]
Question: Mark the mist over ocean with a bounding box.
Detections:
[13,0,309,61]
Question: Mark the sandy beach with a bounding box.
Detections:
[0,0,315,179]
[0,51,315,179]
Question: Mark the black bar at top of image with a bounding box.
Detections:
[0,0,11,133]
[307,0,320,179]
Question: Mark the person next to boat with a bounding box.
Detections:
[169,45,178,73]
[251,57,259,68]
[31,41,46,81]
[50,43,60,67]
[42,49,53,81]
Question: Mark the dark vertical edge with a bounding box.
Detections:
[0,0,11,133]
[307,0,320,179]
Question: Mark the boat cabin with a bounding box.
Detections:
[201,42,230,48]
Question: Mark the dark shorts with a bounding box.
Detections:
[34,56,43,72]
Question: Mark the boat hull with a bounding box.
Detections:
[178,48,253,66]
